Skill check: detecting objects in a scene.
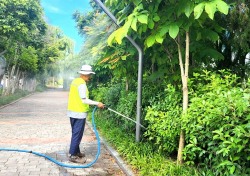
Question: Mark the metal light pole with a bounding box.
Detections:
[93,0,143,142]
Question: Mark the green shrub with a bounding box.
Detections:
[93,109,198,176]
[144,84,182,154]
[92,81,137,131]
[91,77,199,175]
[92,70,250,175]
[182,70,250,175]
[115,90,137,130]
[91,84,109,102]
[101,82,123,108]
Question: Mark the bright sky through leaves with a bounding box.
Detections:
[41,0,92,53]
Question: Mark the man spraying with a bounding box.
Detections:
[67,65,105,163]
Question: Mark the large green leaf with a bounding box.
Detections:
[131,17,137,31]
[185,2,194,18]
[107,31,116,46]
[146,35,155,47]
[137,14,148,24]
[153,14,160,22]
[216,0,229,15]
[205,2,217,19]
[115,28,126,44]
[194,2,205,19]
[155,33,164,44]
[169,24,179,39]
[148,18,154,29]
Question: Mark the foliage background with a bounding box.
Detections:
[1,0,250,175]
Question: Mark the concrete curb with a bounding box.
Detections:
[86,121,135,176]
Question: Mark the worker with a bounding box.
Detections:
[67,64,105,163]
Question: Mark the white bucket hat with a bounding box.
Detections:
[78,65,95,75]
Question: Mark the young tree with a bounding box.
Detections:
[95,0,229,164]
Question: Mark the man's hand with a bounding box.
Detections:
[97,102,105,109]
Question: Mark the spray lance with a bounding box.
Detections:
[104,106,146,129]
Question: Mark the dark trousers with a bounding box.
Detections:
[69,118,86,155]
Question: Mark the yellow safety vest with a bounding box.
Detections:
[67,78,89,112]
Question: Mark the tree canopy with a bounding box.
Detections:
[0,0,74,94]
[0,0,249,174]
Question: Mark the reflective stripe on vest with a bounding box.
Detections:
[67,78,89,112]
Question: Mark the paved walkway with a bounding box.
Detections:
[0,89,132,176]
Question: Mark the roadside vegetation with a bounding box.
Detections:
[0,89,29,107]
[1,0,250,175]
[92,113,199,176]
[0,84,46,107]
[91,70,250,175]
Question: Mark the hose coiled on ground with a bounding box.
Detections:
[0,106,100,168]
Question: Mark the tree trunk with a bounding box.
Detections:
[0,55,6,86]
[177,31,190,165]
[11,66,21,94]
[125,77,129,91]
[3,64,16,95]
[3,47,19,95]
[19,72,25,90]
